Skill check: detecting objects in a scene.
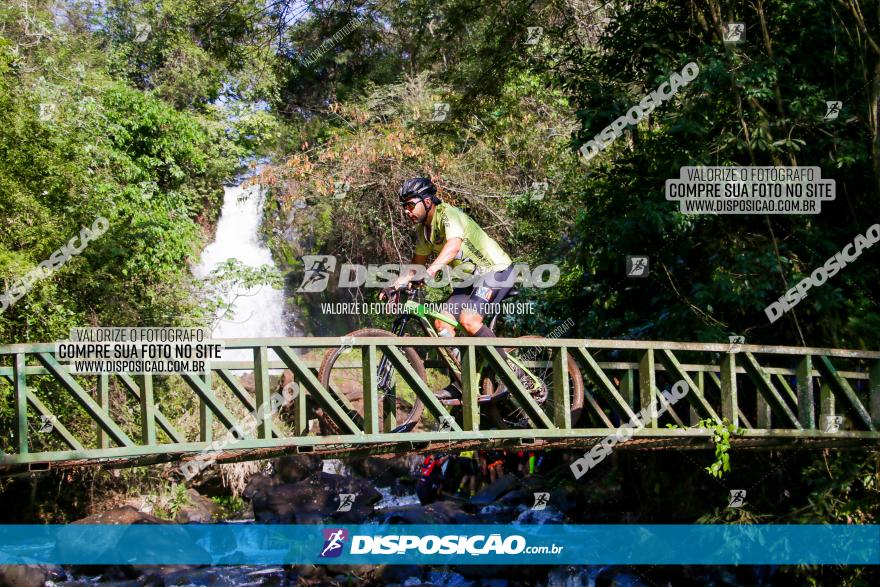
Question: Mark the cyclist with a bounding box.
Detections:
[379,177,528,396]
[416,453,448,505]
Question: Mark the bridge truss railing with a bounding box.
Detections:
[1,338,878,471]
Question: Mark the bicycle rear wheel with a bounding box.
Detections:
[486,335,584,429]
[317,328,426,434]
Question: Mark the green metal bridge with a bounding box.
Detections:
[1,337,878,474]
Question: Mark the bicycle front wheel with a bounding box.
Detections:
[487,335,584,429]
[316,328,426,434]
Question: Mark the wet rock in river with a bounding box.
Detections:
[0,564,65,587]
[275,454,322,484]
[175,488,220,523]
[469,474,521,507]
[245,471,381,524]
[55,507,209,575]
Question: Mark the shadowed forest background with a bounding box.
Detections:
[0,1,878,585]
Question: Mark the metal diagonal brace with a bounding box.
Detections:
[216,369,282,439]
[1,374,85,451]
[273,346,361,435]
[815,356,876,431]
[35,353,134,447]
[740,353,803,429]
[570,347,638,420]
[28,391,84,451]
[482,346,555,429]
[658,349,722,422]
[117,373,185,444]
[378,344,462,432]
[180,373,247,437]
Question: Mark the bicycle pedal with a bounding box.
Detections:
[435,383,463,400]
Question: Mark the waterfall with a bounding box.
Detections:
[194,183,287,362]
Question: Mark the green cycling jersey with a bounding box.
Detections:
[414,203,512,275]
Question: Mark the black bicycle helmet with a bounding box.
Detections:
[399,177,440,204]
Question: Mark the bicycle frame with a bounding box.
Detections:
[375,290,541,398]
[376,298,463,391]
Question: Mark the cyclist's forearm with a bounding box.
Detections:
[428,238,462,273]
[394,255,428,286]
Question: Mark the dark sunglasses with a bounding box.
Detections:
[402,199,423,211]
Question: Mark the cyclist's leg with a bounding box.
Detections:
[434,292,470,399]
[457,265,515,337]
[457,266,542,392]
[434,292,470,336]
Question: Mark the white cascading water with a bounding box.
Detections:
[194,183,287,361]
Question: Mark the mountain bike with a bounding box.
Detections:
[316,281,584,433]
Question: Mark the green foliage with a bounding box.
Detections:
[550,0,880,348]
[0,4,244,345]
[152,481,191,520]
[101,0,276,108]
[211,494,246,519]
[702,417,741,479]
[194,258,285,330]
[666,417,741,478]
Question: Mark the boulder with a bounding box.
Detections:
[377,499,473,525]
[71,506,166,525]
[175,489,219,523]
[246,472,381,524]
[0,565,65,587]
[243,473,277,500]
[275,455,322,484]
[545,566,646,587]
[346,455,421,488]
[469,474,521,507]
[54,506,209,567]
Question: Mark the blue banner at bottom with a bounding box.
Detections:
[0,524,877,565]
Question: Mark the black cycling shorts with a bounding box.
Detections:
[442,265,515,319]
